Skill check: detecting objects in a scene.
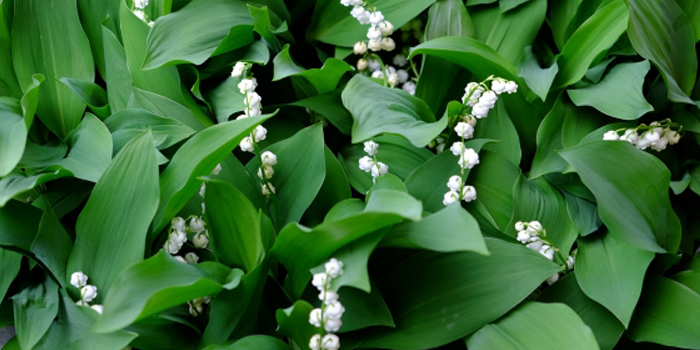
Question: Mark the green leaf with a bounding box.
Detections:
[144,0,254,69]
[273,45,353,96]
[247,5,282,52]
[104,108,195,149]
[129,88,207,132]
[567,61,654,120]
[559,141,681,253]
[628,0,697,104]
[307,0,437,46]
[153,114,273,234]
[564,193,601,236]
[677,0,700,42]
[342,75,445,148]
[509,176,578,256]
[11,0,94,138]
[0,0,21,98]
[383,203,489,254]
[0,75,42,177]
[204,180,261,271]
[246,124,326,228]
[76,0,119,77]
[67,130,159,294]
[288,89,353,135]
[102,25,133,114]
[340,134,434,194]
[517,46,558,101]
[12,278,59,350]
[576,231,654,326]
[276,300,317,349]
[627,276,700,348]
[466,150,521,231]
[0,249,22,300]
[409,36,520,83]
[204,75,246,123]
[54,114,113,183]
[0,169,72,208]
[271,199,408,298]
[93,251,229,333]
[0,200,42,250]
[473,102,522,166]
[553,0,628,89]
[33,292,136,350]
[357,238,558,349]
[322,229,388,292]
[198,40,270,79]
[530,97,569,178]
[30,206,72,286]
[58,78,110,119]
[538,273,624,350]
[339,283,395,331]
[203,335,293,350]
[303,147,352,226]
[467,302,599,350]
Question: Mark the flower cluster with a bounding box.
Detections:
[514,221,576,285]
[357,54,415,92]
[165,216,209,259]
[133,0,153,26]
[603,120,682,152]
[309,258,345,350]
[342,0,395,53]
[358,140,389,183]
[70,271,103,314]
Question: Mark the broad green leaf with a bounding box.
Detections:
[0,0,21,98]
[153,114,272,234]
[628,0,697,104]
[203,335,292,350]
[342,75,445,148]
[0,200,42,249]
[12,278,59,350]
[538,273,624,350]
[530,97,568,178]
[288,89,353,135]
[247,5,282,52]
[568,61,653,120]
[67,130,159,294]
[319,229,388,292]
[30,206,72,286]
[473,102,522,166]
[466,150,521,231]
[303,147,352,226]
[416,0,474,114]
[364,189,422,221]
[144,0,254,69]
[59,78,109,119]
[564,193,601,236]
[383,203,489,254]
[576,231,654,326]
[276,300,317,349]
[548,0,583,49]
[677,0,700,42]
[34,292,136,350]
[307,0,437,46]
[340,134,434,194]
[559,141,681,253]
[404,139,492,212]
[517,46,558,101]
[509,176,578,256]
[76,0,119,77]
[204,180,261,271]
[471,0,547,65]
[271,196,410,298]
[93,251,230,333]
[0,249,21,300]
[120,3,187,106]
[357,238,558,349]
[18,140,67,170]
[198,40,270,79]
[627,276,700,348]
[54,114,112,183]
[129,88,207,132]
[273,45,353,96]
[467,302,599,350]
[0,75,41,177]
[11,0,94,138]
[0,169,71,208]
[102,25,133,113]
[104,108,195,149]
[410,36,520,82]
[340,283,395,332]
[553,0,628,89]
[246,124,326,228]
[204,75,246,123]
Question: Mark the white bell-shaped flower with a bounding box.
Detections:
[666,130,681,144]
[380,37,396,51]
[367,58,381,72]
[189,217,206,233]
[70,271,88,289]
[340,0,353,6]
[174,255,187,263]
[253,125,267,142]
[462,185,477,202]
[309,308,323,327]
[379,21,394,36]
[478,91,498,109]
[91,304,104,314]
[393,54,408,67]
[369,11,384,26]
[454,122,474,139]
[325,258,344,278]
[396,69,409,83]
[364,140,379,155]
[350,0,363,5]
[635,138,650,150]
[325,301,345,319]
[239,136,255,152]
[309,334,322,350]
[192,232,209,249]
[491,79,506,94]
[370,162,389,178]
[357,58,368,71]
[643,129,661,143]
[443,191,460,206]
[261,151,277,166]
[516,230,531,244]
[450,142,465,156]
[546,273,559,285]
[619,129,639,144]
[368,39,382,51]
[504,81,518,94]
[211,163,222,176]
[231,61,247,77]
[245,92,262,107]
[134,10,147,22]
[244,104,262,117]
[322,334,340,350]
[528,221,543,232]
[81,285,98,302]
[258,165,274,180]
[603,130,620,140]
[366,26,383,40]
[354,41,367,55]
[458,148,479,169]
[515,221,526,232]
[324,318,343,333]
[463,82,484,106]
[402,81,416,95]
[356,10,371,24]
[527,240,544,252]
[371,70,384,79]
[359,156,375,172]
[567,255,576,270]
[471,103,489,118]
[447,175,462,192]
[312,273,329,290]
[350,5,365,18]
[539,245,555,260]
[237,78,257,94]
[261,183,276,196]
[185,252,200,264]
[172,216,186,232]
[75,300,87,306]
[320,290,340,304]
[651,135,668,152]
[388,72,400,86]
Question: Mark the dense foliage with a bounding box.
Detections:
[1,0,700,349]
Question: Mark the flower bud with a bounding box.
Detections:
[354,41,368,55]
[185,252,200,264]
[258,165,274,180]
[515,221,525,232]
[70,271,88,289]
[231,61,247,77]
[363,140,379,156]
[211,163,222,176]
[91,304,104,314]
[402,81,416,95]
[357,58,368,71]
[262,183,276,196]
